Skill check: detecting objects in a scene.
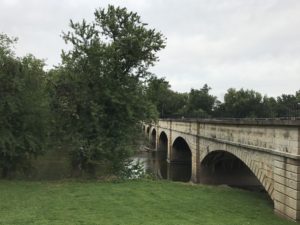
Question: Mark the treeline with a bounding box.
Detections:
[146,77,300,119]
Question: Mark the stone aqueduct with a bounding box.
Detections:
[144,118,300,221]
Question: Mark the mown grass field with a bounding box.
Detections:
[0,180,294,225]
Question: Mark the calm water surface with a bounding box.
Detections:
[131,150,191,182]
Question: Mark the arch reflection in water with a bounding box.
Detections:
[131,151,191,183]
[150,135,192,182]
[152,151,191,182]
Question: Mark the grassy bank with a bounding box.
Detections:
[0,180,294,225]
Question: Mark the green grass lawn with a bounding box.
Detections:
[0,180,294,225]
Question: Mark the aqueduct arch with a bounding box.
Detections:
[154,131,169,179]
[150,128,157,149]
[171,137,192,163]
[169,137,192,182]
[158,132,168,151]
[200,147,274,200]
[200,150,269,196]
[146,126,150,135]
[158,132,168,159]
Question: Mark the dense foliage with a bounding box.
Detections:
[185,84,217,117]
[49,5,165,174]
[146,77,187,118]
[0,34,49,177]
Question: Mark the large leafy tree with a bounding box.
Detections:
[184,84,217,118]
[0,34,49,178]
[276,92,300,117]
[146,77,187,117]
[146,77,171,117]
[222,88,264,118]
[50,5,165,174]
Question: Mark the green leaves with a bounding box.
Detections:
[185,84,217,117]
[0,34,49,177]
[51,5,165,175]
[0,33,17,58]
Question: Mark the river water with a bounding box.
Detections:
[131,150,191,182]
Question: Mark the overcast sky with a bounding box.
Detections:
[1,0,300,100]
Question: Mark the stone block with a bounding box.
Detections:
[275,200,300,220]
[274,167,300,181]
[274,174,300,190]
[274,160,300,173]
[274,190,300,209]
[274,182,300,199]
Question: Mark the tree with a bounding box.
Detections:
[261,96,277,118]
[146,77,187,117]
[276,92,300,117]
[184,84,217,118]
[222,88,264,118]
[165,91,188,117]
[146,77,170,117]
[0,34,49,178]
[51,5,165,174]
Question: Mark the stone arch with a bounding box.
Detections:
[153,131,169,179]
[158,131,168,158]
[150,128,157,149]
[171,136,192,162]
[171,133,193,152]
[146,126,150,135]
[171,137,192,162]
[200,149,274,200]
[158,132,168,151]
[170,137,192,182]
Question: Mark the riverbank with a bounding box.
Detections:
[0,179,294,225]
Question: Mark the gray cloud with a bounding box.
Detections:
[1,0,299,99]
